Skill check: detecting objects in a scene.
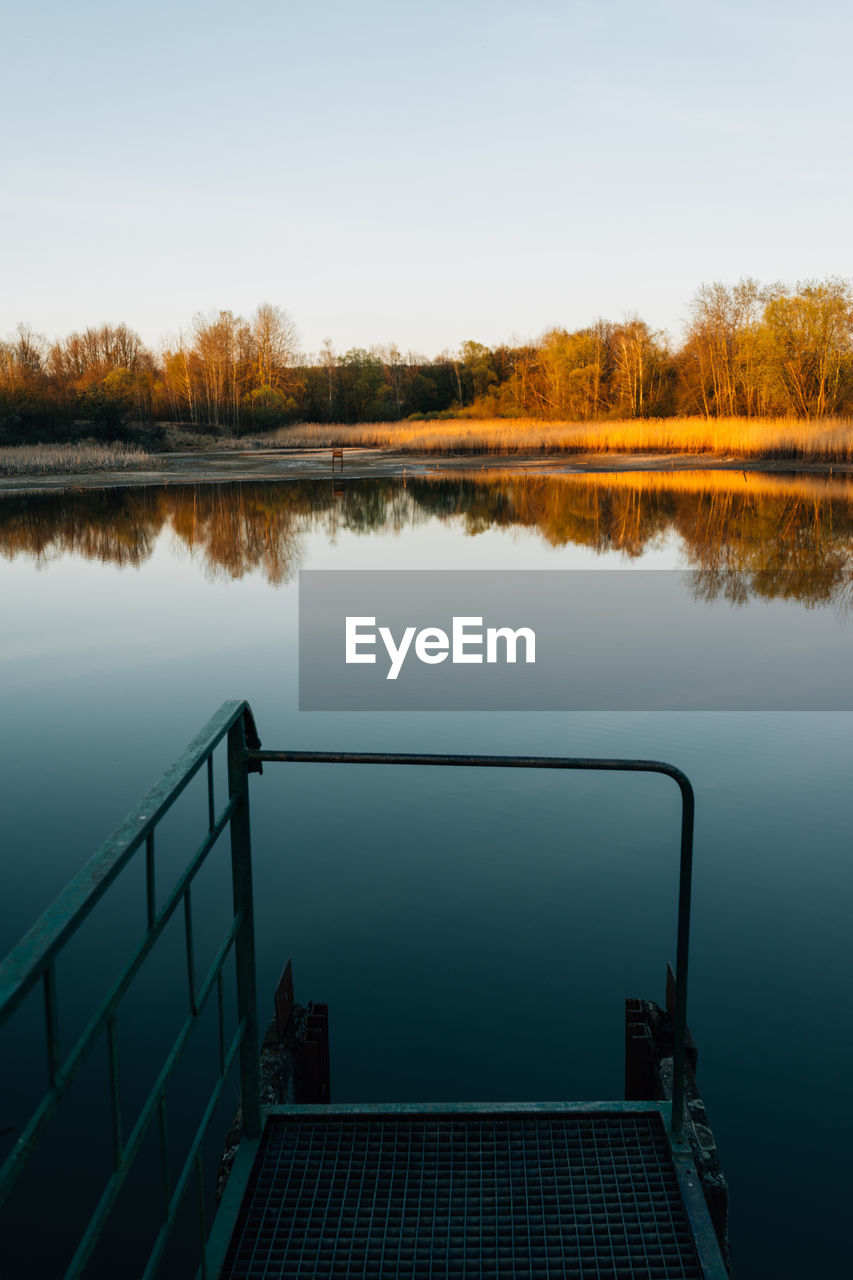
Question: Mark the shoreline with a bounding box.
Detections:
[1,446,852,494]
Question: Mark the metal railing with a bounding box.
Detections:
[0,699,696,1279]
[248,745,696,1135]
[0,700,262,1280]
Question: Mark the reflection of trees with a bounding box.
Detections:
[0,489,164,568]
[682,492,853,608]
[1,472,852,606]
[0,482,423,585]
[168,485,304,584]
[425,472,853,607]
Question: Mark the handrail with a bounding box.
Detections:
[0,701,260,1021]
[248,747,695,1134]
[0,701,697,1280]
[0,699,262,1279]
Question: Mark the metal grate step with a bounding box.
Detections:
[219,1111,706,1278]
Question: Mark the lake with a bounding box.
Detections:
[1,469,851,1278]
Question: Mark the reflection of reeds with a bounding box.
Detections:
[0,442,151,476]
[455,468,853,503]
[259,416,853,460]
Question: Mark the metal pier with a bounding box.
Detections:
[213,1105,723,1279]
[0,701,728,1279]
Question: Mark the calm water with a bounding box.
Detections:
[1,471,851,1278]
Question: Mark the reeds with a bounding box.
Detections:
[255,416,853,460]
[0,442,152,477]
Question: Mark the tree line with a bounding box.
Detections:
[1,279,851,442]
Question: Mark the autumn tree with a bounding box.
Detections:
[459,341,499,403]
[0,325,57,437]
[244,303,300,427]
[610,319,670,418]
[531,327,608,419]
[758,279,853,417]
[190,310,251,432]
[49,322,156,426]
[161,337,201,423]
[680,279,766,417]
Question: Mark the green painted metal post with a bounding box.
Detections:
[227,715,262,1139]
[671,774,695,1135]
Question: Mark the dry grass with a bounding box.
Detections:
[255,416,853,460]
[0,441,152,477]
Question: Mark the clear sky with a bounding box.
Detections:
[2,0,850,357]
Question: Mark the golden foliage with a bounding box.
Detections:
[255,415,853,461]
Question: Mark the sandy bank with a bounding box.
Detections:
[1,447,852,494]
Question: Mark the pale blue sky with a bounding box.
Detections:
[2,0,850,356]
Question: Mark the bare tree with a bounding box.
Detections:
[250,303,298,391]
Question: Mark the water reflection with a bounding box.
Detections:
[2,471,852,605]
